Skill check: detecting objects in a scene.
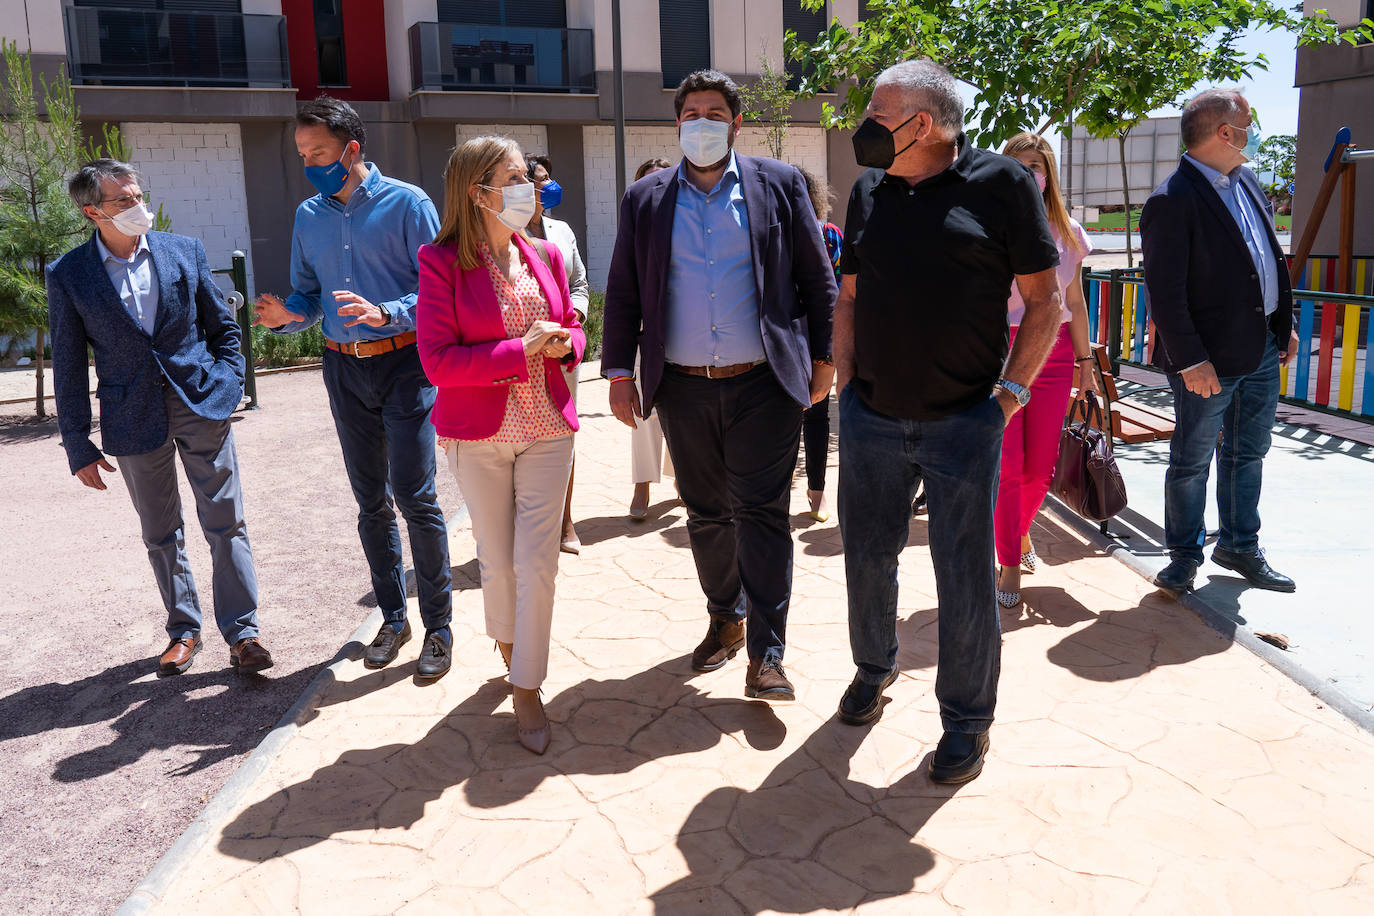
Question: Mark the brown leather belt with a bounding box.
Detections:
[325,330,417,358]
[667,359,766,380]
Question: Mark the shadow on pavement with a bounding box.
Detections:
[0,412,62,445]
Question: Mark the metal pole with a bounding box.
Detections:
[612,0,627,207]
[1107,268,1124,376]
[232,251,259,410]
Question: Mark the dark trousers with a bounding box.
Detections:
[838,386,1005,734]
[655,364,803,663]
[802,396,829,492]
[1165,337,1280,563]
[322,345,452,631]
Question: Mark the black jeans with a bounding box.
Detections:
[322,345,452,631]
[802,396,829,492]
[655,364,803,663]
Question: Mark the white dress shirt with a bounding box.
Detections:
[96,233,159,336]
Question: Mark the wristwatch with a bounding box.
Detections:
[996,378,1032,407]
[813,355,834,367]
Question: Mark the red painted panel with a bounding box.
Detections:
[282,0,391,101]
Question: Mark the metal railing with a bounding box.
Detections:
[211,252,258,410]
[63,6,290,88]
[408,22,595,93]
[1084,255,1374,420]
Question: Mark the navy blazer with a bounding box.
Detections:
[47,231,245,473]
[1140,158,1293,377]
[601,154,837,412]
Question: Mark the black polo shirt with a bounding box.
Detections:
[840,135,1059,420]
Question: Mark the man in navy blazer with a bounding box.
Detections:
[48,158,272,676]
[1141,90,1298,595]
[602,70,837,701]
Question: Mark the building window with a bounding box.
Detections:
[437,0,566,28]
[313,0,346,86]
[659,0,711,90]
[784,1,826,88]
[858,1,877,22]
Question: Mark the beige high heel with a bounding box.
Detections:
[513,687,550,755]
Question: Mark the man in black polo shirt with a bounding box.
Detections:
[834,61,1063,784]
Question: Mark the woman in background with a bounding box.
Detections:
[417,136,585,754]
[795,165,842,522]
[994,132,1098,609]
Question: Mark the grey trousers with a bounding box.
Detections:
[118,387,260,645]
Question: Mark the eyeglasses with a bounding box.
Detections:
[99,193,145,209]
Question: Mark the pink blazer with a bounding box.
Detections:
[417,233,586,440]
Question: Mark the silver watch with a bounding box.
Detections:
[996,378,1031,407]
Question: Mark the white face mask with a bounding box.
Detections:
[102,202,155,237]
[679,118,732,168]
[480,182,536,231]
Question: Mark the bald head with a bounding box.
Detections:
[1180,89,1248,150]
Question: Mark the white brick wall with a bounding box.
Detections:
[120,123,255,295]
[455,124,549,156]
[580,125,828,290]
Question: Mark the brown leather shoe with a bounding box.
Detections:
[745,658,795,701]
[230,637,274,674]
[158,636,201,676]
[691,618,746,672]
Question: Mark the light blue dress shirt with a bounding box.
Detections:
[1183,154,1279,317]
[277,164,441,342]
[96,233,158,336]
[663,152,765,368]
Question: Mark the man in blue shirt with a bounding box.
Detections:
[602,70,837,702]
[253,97,453,678]
[1142,89,1298,595]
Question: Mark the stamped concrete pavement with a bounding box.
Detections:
[142,377,1374,915]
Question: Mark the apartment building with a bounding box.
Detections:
[2,0,870,294]
[1293,0,1374,253]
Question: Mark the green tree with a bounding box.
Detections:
[1255,133,1296,203]
[738,55,797,160]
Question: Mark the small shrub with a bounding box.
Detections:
[249,323,325,368]
[583,290,604,360]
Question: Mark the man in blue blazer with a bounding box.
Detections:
[602,70,837,701]
[1142,90,1298,594]
[48,158,272,676]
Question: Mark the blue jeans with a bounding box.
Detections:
[323,346,452,631]
[1165,338,1280,563]
[119,386,260,645]
[838,385,1005,734]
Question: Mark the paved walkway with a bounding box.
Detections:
[136,374,1374,914]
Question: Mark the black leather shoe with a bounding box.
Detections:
[363,620,411,669]
[1153,558,1199,593]
[1212,547,1296,592]
[929,731,990,784]
[416,630,452,679]
[837,668,898,725]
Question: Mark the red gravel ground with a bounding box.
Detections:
[0,368,461,915]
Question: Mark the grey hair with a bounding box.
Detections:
[1180,89,1247,150]
[873,60,964,134]
[68,158,142,212]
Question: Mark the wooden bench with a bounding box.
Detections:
[1066,346,1175,444]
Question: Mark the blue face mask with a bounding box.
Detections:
[1226,123,1261,161]
[304,144,355,197]
[538,179,563,209]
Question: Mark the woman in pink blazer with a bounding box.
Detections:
[417,135,585,755]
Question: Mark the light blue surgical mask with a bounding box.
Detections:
[1225,123,1261,161]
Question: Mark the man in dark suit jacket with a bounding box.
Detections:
[602,70,837,701]
[1141,90,1298,594]
[48,158,272,676]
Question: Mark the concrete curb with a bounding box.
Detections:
[1045,498,1374,735]
[112,606,384,916]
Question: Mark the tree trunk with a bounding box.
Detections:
[34,325,47,417]
[1117,133,1134,268]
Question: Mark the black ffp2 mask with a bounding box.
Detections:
[852,112,922,169]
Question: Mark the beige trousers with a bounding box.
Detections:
[450,435,573,689]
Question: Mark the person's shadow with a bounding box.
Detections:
[649,715,965,912]
[0,658,319,782]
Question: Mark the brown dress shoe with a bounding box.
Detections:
[158,636,201,676]
[745,658,795,701]
[231,637,274,674]
[691,618,746,672]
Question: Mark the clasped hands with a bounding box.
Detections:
[523,319,572,359]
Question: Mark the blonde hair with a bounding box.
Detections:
[434,135,525,271]
[1001,132,1082,255]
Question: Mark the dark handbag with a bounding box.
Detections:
[1050,392,1128,522]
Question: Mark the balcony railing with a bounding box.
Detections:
[409,22,594,94]
[63,6,290,88]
